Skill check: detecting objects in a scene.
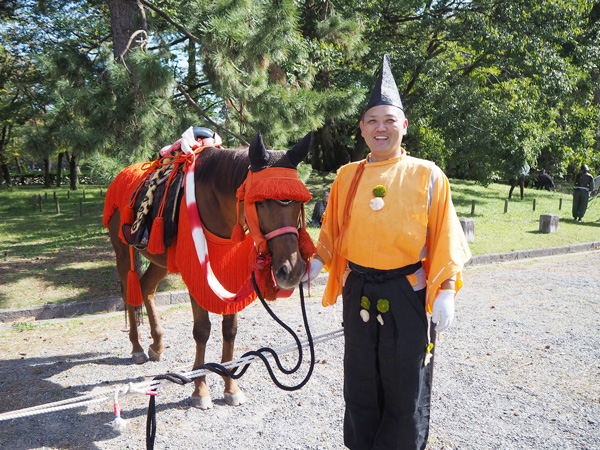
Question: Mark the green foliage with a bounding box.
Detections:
[2,0,600,184]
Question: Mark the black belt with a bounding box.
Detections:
[348,261,422,283]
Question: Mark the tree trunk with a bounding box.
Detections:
[312,121,350,172]
[44,157,51,188]
[0,124,11,187]
[68,152,79,190]
[56,151,65,187]
[350,129,367,162]
[0,165,9,186]
[106,0,147,59]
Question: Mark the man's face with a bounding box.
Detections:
[323,192,329,204]
[359,105,408,162]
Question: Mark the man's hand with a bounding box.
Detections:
[300,258,324,283]
[431,289,455,332]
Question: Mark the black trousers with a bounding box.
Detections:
[342,263,435,450]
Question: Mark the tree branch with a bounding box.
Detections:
[139,0,200,42]
[176,83,249,146]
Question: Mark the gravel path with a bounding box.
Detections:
[0,251,599,450]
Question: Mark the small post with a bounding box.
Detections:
[53,191,56,200]
[55,196,60,214]
[533,198,536,211]
[38,194,42,212]
[100,188,103,197]
[67,190,70,199]
[470,200,476,216]
[32,195,37,210]
[504,199,509,214]
[44,192,48,201]
[559,198,563,210]
[79,197,83,216]
[83,189,86,199]
[539,214,558,233]
[459,218,475,242]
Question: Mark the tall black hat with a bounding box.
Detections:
[364,54,403,112]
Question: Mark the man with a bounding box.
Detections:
[311,191,329,226]
[573,164,595,222]
[303,55,471,450]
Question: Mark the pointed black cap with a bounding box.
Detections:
[364,54,403,113]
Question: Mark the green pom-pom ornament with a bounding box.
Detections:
[372,185,387,197]
[361,296,370,309]
[377,299,389,313]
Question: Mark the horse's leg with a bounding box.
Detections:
[519,175,525,200]
[190,299,214,409]
[221,313,246,406]
[140,262,168,361]
[108,213,146,363]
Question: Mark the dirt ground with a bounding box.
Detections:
[0,251,599,450]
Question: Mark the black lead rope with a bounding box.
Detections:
[146,273,315,450]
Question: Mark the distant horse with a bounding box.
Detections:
[103,128,315,409]
[508,173,528,200]
[509,168,555,199]
[534,171,556,191]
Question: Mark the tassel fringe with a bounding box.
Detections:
[148,217,166,254]
[127,269,144,306]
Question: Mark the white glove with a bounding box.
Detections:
[431,289,455,332]
[300,258,324,283]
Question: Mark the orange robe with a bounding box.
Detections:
[316,153,471,313]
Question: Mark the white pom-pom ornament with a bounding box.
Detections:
[370,197,385,211]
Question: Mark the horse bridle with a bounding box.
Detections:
[261,199,302,242]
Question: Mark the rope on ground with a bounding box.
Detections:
[0,328,343,423]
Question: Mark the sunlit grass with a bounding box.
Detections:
[1,176,598,309]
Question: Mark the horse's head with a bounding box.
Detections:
[240,131,314,290]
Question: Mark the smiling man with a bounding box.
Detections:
[303,55,471,450]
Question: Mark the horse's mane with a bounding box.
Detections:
[194,146,296,195]
[194,147,250,196]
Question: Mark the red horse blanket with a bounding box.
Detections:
[103,163,257,315]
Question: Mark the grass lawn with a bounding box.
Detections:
[1,175,598,309]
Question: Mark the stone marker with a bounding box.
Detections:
[459,217,475,242]
[539,213,558,233]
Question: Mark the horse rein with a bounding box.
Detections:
[146,279,316,450]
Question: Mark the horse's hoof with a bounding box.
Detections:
[148,347,161,362]
[191,395,213,410]
[224,391,246,406]
[132,352,149,364]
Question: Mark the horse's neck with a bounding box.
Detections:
[194,183,240,240]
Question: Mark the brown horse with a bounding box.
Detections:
[103,130,314,409]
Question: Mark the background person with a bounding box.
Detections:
[310,191,329,226]
[573,164,595,222]
[303,55,471,450]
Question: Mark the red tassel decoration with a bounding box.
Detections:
[127,269,144,306]
[231,224,245,243]
[127,246,144,306]
[148,217,166,254]
[298,227,317,261]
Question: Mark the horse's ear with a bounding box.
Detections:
[249,131,270,172]
[286,132,312,168]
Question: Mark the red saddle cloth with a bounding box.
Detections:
[103,163,257,315]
